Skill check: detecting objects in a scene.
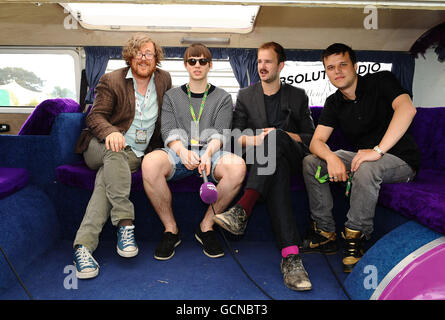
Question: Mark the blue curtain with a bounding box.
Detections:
[84,46,122,104]
[227,49,259,88]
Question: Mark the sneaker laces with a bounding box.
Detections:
[75,246,98,269]
[119,226,136,248]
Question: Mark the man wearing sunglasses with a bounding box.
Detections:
[142,43,245,260]
[72,34,172,279]
[213,42,315,291]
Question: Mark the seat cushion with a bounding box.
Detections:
[0,167,30,199]
[55,162,203,192]
[379,169,445,234]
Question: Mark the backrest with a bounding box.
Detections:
[410,107,445,170]
[18,98,81,135]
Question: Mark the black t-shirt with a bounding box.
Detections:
[264,88,286,129]
[319,71,420,171]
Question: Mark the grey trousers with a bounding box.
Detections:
[73,137,141,252]
[302,150,415,239]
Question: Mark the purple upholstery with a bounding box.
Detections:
[380,169,445,234]
[18,98,81,135]
[0,167,30,199]
[376,107,445,234]
[56,161,203,192]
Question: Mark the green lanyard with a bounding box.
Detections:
[314,165,354,197]
[186,83,210,123]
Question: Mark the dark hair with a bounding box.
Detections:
[321,43,357,66]
[183,43,212,63]
[259,42,286,63]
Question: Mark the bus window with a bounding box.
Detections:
[0,49,81,108]
[106,58,240,104]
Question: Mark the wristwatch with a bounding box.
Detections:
[373,145,384,156]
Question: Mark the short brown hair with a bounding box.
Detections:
[259,42,286,63]
[122,33,164,67]
[183,43,212,63]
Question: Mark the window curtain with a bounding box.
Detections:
[84,46,122,104]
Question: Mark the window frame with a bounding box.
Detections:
[0,46,82,113]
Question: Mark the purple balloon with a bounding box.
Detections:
[200,182,218,204]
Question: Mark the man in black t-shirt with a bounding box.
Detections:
[213,42,315,291]
[301,43,419,273]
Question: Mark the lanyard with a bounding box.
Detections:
[186,83,210,123]
[135,88,150,128]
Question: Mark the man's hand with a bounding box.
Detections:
[179,149,200,171]
[326,153,348,182]
[350,149,382,172]
[105,132,125,152]
[198,152,212,178]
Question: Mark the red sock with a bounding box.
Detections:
[237,188,260,217]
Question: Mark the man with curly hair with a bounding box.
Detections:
[72,33,172,279]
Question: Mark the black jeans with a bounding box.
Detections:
[244,129,307,249]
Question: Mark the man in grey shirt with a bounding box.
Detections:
[142,43,246,260]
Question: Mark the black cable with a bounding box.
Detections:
[209,204,275,300]
[0,244,34,300]
[322,253,352,300]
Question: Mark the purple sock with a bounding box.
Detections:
[281,245,299,258]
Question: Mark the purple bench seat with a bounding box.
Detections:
[0,167,30,199]
[56,161,204,193]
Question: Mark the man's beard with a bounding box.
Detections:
[260,69,278,83]
[131,61,155,79]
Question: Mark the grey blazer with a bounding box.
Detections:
[232,82,315,148]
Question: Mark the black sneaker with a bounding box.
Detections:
[342,227,365,273]
[195,227,224,258]
[154,232,181,260]
[213,204,248,235]
[300,221,338,254]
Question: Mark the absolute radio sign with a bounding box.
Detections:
[280,61,392,106]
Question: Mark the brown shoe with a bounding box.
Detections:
[213,204,248,235]
[341,227,365,273]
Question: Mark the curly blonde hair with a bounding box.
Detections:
[122,33,164,67]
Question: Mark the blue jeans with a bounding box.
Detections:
[302,150,416,239]
[161,147,229,184]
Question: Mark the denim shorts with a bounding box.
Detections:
[161,147,230,183]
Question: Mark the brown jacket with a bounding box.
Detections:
[75,67,172,154]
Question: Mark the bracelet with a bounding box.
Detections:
[373,145,384,156]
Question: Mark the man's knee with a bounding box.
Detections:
[215,154,246,184]
[352,162,381,186]
[142,150,171,182]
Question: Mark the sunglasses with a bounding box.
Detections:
[186,58,209,66]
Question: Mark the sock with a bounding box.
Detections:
[281,245,299,258]
[237,188,260,217]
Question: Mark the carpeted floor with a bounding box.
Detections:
[1,236,348,300]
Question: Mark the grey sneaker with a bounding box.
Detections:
[212,204,248,235]
[280,254,312,291]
